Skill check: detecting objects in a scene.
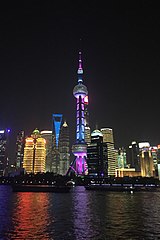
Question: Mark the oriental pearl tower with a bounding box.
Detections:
[67,52,88,175]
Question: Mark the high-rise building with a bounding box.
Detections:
[100,128,116,177]
[40,130,52,172]
[68,52,88,175]
[87,129,107,178]
[84,95,91,144]
[84,126,91,145]
[128,141,141,171]
[139,142,154,177]
[0,129,10,176]
[117,147,127,169]
[52,114,63,148]
[157,145,160,180]
[52,114,63,173]
[23,129,46,174]
[15,130,25,169]
[59,121,70,175]
[150,146,158,176]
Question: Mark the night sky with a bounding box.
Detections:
[0,1,160,160]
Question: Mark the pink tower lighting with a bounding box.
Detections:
[67,52,88,175]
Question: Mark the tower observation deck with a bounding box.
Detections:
[67,52,88,175]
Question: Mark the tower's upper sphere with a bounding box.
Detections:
[73,83,88,98]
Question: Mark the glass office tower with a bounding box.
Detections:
[59,121,70,175]
[101,128,116,177]
[51,114,63,173]
[87,129,107,178]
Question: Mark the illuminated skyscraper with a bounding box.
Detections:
[52,114,63,148]
[84,95,91,144]
[52,114,63,173]
[139,142,154,177]
[157,145,160,180]
[84,126,91,145]
[0,129,10,176]
[15,130,25,169]
[101,128,116,176]
[87,129,107,178]
[117,147,127,169]
[150,146,158,176]
[128,141,141,171]
[59,121,70,175]
[40,130,52,172]
[23,129,46,174]
[68,52,88,175]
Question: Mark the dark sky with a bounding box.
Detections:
[0,1,160,159]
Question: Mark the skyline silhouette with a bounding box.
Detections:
[0,1,160,160]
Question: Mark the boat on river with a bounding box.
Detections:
[11,184,71,193]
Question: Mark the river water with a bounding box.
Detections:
[0,185,160,240]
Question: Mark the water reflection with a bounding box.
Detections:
[1,186,160,239]
[0,185,13,239]
[72,188,160,240]
[9,192,50,239]
[45,192,75,239]
[72,186,98,240]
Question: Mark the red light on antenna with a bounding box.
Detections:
[84,96,88,104]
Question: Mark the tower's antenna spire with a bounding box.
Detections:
[95,122,99,130]
[77,51,83,83]
[79,51,82,69]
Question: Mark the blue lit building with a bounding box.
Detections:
[52,114,63,148]
[52,113,63,173]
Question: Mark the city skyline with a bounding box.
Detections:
[0,1,160,159]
